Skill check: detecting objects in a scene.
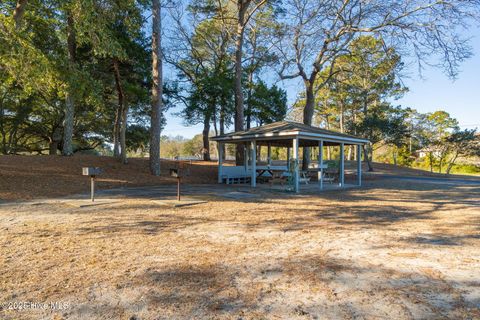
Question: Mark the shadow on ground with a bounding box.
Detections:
[66,254,480,319]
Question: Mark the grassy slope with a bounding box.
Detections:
[0,155,217,200]
[0,155,477,201]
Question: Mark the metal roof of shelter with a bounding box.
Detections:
[210,121,369,147]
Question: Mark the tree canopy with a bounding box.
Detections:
[0,0,478,174]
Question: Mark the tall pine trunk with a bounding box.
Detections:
[220,104,226,161]
[113,107,121,157]
[202,114,211,161]
[62,14,76,156]
[13,0,28,30]
[246,69,254,130]
[150,0,162,175]
[362,95,374,171]
[113,59,127,164]
[120,105,128,164]
[234,3,247,165]
[339,100,345,133]
[302,80,315,170]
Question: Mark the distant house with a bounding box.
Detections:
[416,148,442,158]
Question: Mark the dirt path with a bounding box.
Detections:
[0,179,479,319]
[377,174,480,186]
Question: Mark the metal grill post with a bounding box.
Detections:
[177,177,181,201]
[91,177,95,202]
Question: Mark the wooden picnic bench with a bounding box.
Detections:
[221,166,252,184]
[322,167,339,184]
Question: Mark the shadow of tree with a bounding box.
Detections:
[402,233,480,246]
[69,254,480,319]
[75,212,214,236]
[275,254,480,319]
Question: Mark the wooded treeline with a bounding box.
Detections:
[0,0,479,174]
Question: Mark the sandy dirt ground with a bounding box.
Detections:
[0,178,479,320]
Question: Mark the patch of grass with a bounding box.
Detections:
[447,163,480,175]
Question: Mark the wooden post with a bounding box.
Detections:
[293,138,299,192]
[287,147,291,169]
[267,143,271,165]
[244,143,248,172]
[217,142,223,183]
[318,140,323,190]
[357,144,362,186]
[339,143,345,187]
[251,140,256,187]
[177,177,181,201]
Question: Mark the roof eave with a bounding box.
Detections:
[211,130,369,144]
[297,131,370,144]
[210,130,299,141]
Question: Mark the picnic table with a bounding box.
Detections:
[256,166,289,177]
[256,166,289,185]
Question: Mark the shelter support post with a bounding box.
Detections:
[244,143,248,172]
[339,143,345,187]
[267,143,272,165]
[287,147,291,169]
[357,144,362,186]
[318,140,323,190]
[91,177,95,202]
[217,142,224,183]
[293,138,299,192]
[251,140,256,187]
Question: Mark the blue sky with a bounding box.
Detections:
[162,30,480,139]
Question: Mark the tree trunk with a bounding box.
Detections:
[220,106,226,161]
[302,81,315,170]
[48,140,58,155]
[439,147,448,174]
[150,0,162,175]
[446,152,458,174]
[212,111,218,136]
[113,58,127,164]
[246,70,253,130]
[62,13,76,156]
[363,145,373,171]
[13,0,28,30]
[112,62,121,159]
[0,102,7,154]
[48,126,62,155]
[120,104,128,164]
[428,151,433,172]
[339,100,344,133]
[113,107,121,157]
[202,114,211,161]
[234,3,247,165]
[363,91,368,115]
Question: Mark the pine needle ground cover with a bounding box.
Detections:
[1,177,479,319]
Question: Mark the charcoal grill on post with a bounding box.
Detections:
[82,167,102,202]
[170,160,191,201]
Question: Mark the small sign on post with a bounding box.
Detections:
[82,167,102,202]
